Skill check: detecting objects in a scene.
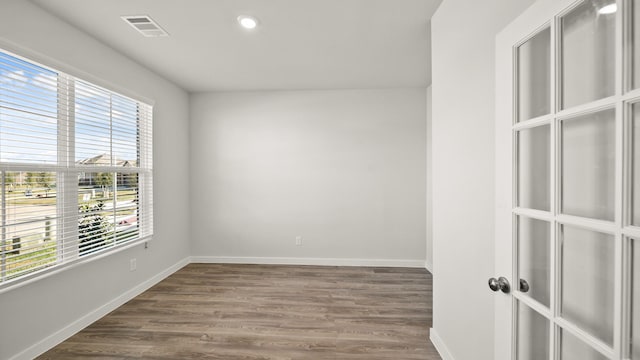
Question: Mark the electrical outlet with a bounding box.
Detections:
[130,258,137,271]
[295,236,302,246]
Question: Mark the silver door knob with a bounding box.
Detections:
[488,277,511,294]
[488,277,500,291]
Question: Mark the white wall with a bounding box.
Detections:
[430,1,534,359]
[0,1,190,359]
[190,89,426,265]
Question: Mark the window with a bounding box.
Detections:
[0,50,152,288]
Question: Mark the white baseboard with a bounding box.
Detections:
[430,328,455,360]
[190,256,426,268]
[425,260,433,273]
[10,257,190,360]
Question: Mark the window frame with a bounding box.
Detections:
[0,48,153,293]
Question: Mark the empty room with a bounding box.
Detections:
[0,0,638,359]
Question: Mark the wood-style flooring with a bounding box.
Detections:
[38,263,441,360]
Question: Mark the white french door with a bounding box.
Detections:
[496,0,640,359]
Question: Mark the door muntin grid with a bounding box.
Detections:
[512,1,638,359]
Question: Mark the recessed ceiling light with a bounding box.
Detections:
[237,15,258,30]
[598,3,617,14]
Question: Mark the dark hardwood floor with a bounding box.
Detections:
[39,263,441,359]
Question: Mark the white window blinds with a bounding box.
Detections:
[0,50,153,288]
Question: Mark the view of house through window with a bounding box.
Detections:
[0,50,152,286]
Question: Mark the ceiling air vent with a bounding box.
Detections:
[121,15,169,37]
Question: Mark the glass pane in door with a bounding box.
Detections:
[561,225,614,345]
[517,303,549,360]
[518,27,551,122]
[560,0,615,109]
[518,125,550,211]
[561,110,615,221]
[633,0,640,89]
[634,104,640,226]
[560,328,609,360]
[632,238,640,359]
[518,216,550,307]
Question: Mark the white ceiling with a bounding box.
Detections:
[31,0,441,92]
